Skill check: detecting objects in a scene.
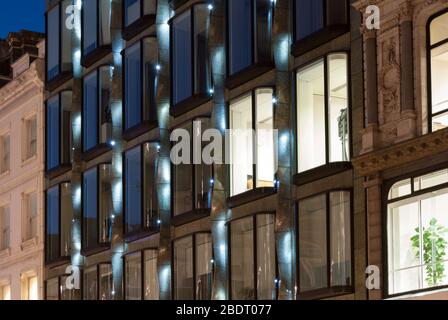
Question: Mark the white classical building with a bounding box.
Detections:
[0,31,45,300]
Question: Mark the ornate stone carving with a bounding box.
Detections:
[379,39,400,123]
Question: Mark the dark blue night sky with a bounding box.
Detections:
[0,1,45,38]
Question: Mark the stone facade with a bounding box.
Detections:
[0,31,45,300]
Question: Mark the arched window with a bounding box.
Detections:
[428,11,448,132]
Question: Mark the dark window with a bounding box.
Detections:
[46,92,72,171]
[229,213,276,300]
[83,264,113,300]
[124,0,157,27]
[172,119,212,216]
[171,4,211,105]
[46,183,73,262]
[46,0,72,81]
[124,38,158,131]
[429,11,448,132]
[83,67,112,152]
[228,0,272,76]
[297,191,352,297]
[82,0,111,55]
[173,233,213,300]
[124,143,159,235]
[82,165,112,249]
[294,0,348,41]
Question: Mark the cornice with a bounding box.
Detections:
[352,128,448,176]
[0,59,44,107]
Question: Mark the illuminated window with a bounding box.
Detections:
[296,53,350,173]
[297,191,352,297]
[387,168,448,295]
[21,273,38,300]
[229,214,277,300]
[46,0,72,81]
[124,249,160,300]
[171,4,211,105]
[429,11,448,132]
[0,283,11,300]
[227,0,272,75]
[229,89,275,196]
[46,183,72,262]
[173,233,213,300]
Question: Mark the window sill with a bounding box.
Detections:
[226,187,277,209]
[22,155,37,167]
[81,243,110,257]
[82,143,112,162]
[225,62,275,90]
[81,45,112,68]
[20,237,38,251]
[46,70,73,91]
[171,208,211,227]
[122,15,156,41]
[293,162,353,187]
[0,248,11,259]
[45,256,71,268]
[123,120,158,142]
[170,93,212,117]
[291,25,349,57]
[46,163,72,179]
[297,286,354,300]
[123,227,159,243]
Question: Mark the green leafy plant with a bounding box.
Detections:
[411,218,448,287]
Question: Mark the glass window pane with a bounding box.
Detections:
[430,12,448,46]
[143,38,157,122]
[256,214,276,300]
[47,96,60,170]
[174,236,194,300]
[0,207,9,251]
[295,0,324,40]
[414,169,448,191]
[389,179,412,200]
[99,164,112,243]
[60,183,72,257]
[256,89,274,188]
[431,42,448,132]
[61,0,73,70]
[194,120,212,210]
[297,59,326,172]
[330,192,351,287]
[125,0,141,27]
[173,124,193,216]
[231,217,255,300]
[195,234,212,300]
[328,54,349,163]
[173,10,192,104]
[99,67,112,143]
[125,42,142,130]
[46,186,59,261]
[83,267,98,300]
[230,95,254,196]
[299,194,327,292]
[144,250,159,300]
[143,0,156,16]
[194,5,210,95]
[143,143,158,227]
[125,147,142,233]
[61,91,72,164]
[99,0,111,46]
[46,278,59,300]
[83,71,99,151]
[61,275,78,300]
[47,5,60,80]
[83,0,98,55]
[99,264,113,300]
[126,253,142,300]
[255,0,272,63]
[83,168,98,248]
[229,0,252,75]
